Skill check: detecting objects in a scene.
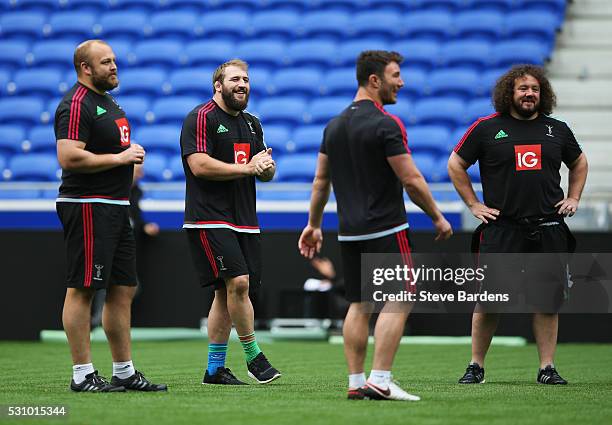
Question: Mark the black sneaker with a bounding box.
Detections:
[458,363,485,384]
[70,370,126,392]
[537,365,568,385]
[247,352,281,384]
[111,370,167,391]
[203,367,247,385]
[347,387,366,400]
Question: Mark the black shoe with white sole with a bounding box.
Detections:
[203,367,247,385]
[70,371,126,393]
[537,365,568,385]
[459,363,485,384]
[111,370,167,391]
[247,352,281,384]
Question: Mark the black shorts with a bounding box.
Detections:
[56,202,137,290]
[186,228,262,292]
[340,229,413,303]
[476,220,574,312]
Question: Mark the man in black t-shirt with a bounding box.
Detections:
[181,59,280,385]
[55,40,166,393]
[299,51,452,401]
[448,65,588,385]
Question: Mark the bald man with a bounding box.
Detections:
[55,40,166,392]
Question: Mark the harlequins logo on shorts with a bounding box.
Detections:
[494,130,508,140]
[217,124,229,133]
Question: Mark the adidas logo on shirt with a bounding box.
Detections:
[494,130,508,140]
[217,124,229,133]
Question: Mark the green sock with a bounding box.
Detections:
[238,332,262,363]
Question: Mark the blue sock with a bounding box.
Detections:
[207,343,228,375]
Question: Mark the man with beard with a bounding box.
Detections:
[180,59,280,385]
[448,65,588,385]
[55,40,166,392]
[298,50,452,400]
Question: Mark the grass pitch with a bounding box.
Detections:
[0,340,611,425]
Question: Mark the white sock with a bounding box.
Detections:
[368,370,391,389]
[112,360,135,379]
[348,372,366,389]
[73,363,95,384]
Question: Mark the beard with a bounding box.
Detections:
[378,80,396,105]
[91,70,118,92]
[513,97,539,118]
[221,86,249,111]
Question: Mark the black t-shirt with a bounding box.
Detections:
[180,100,266,233]
[320,100,411,240]
[454,112,583,219]
[55,82,133,204]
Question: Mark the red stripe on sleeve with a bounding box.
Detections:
[454,112,499,153]
[374,102,411,154]
[196,102,215,153]
[69,87,87,140]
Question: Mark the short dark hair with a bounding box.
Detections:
[356,50,404,87]
[73,39,110,74]
[212,59,248,91]
[493,64,557,115]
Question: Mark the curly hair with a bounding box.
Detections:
[492,64,556,116]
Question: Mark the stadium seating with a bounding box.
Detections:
[8,153,59,181]
[0,0,564,192]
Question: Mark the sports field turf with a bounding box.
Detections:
[1,340,611,425]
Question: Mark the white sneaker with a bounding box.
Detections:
[365,379,421,401]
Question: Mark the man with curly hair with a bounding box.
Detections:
[448,64,588,385]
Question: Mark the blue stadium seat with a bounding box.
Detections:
[200,11,250,39]
[115,96,150,125]
[25,125,55,153]
[0,189,41,199]
[141,153,169,182]
[62,0,110,13]
[0,40,28,69]
[427,69,480,99]
[323,68,355,96]
[403,11,453,41]
[406,126,452,156]
[158,0,206,11]
[0,12,45,40]
[115,68,167,97]
[306,97,350,125]
[44,11,96,40]
[481,68,505,92]
[8,153,59,181]
[167,155,184,181]
[150,96,200,124]
[105,39,132,67]
[0,125,26,155]
[384,99,411,126]
[412,98,465,128]
[46,97,61,121]
[466,0,514,13]
[0,70,10,96]
[492,40,546,68]
[286,40,338,68]
[299,11,350,40]
[10,0,57,12]
[148,11,200,39]
[411,152,446,182]
[465,98,495,123]
[264,0,310,12]
[367,0,412,12]
[185,40,234,68]
[248,11,300,40]
[95,11,148,40]
[352,11,404,39]
[337,39,388,66]
[451,126,469,149]
[9,68,64,97]
[454,11,504,42]
[112,0,160,12]
[314,0,361,11]
[505,11,558,45]
[392,40,441,71]
[0,97,44,126]
[29,40,77,69]
[467,161,481,182]
[236,41,286,69]
[168,68,214,97]
[247,67,272,97]
[134,125,181,156]
[441,41,492,70]
[275,153,317,182]
[269,68,322,97]
[516,0,567,21]
[262,125,292,154]
[256,97,307,126]
[401,68,428,98]
[291,125,325,153]
[130,40,185,68]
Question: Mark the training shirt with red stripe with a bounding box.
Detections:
[454,113,582,219]
[180,100,266,233]
[54,82,133,204]
[320,99,411,241]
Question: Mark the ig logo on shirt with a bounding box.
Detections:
[114,118,130,147]
[234,143,250,164]
[514,144,542,171]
